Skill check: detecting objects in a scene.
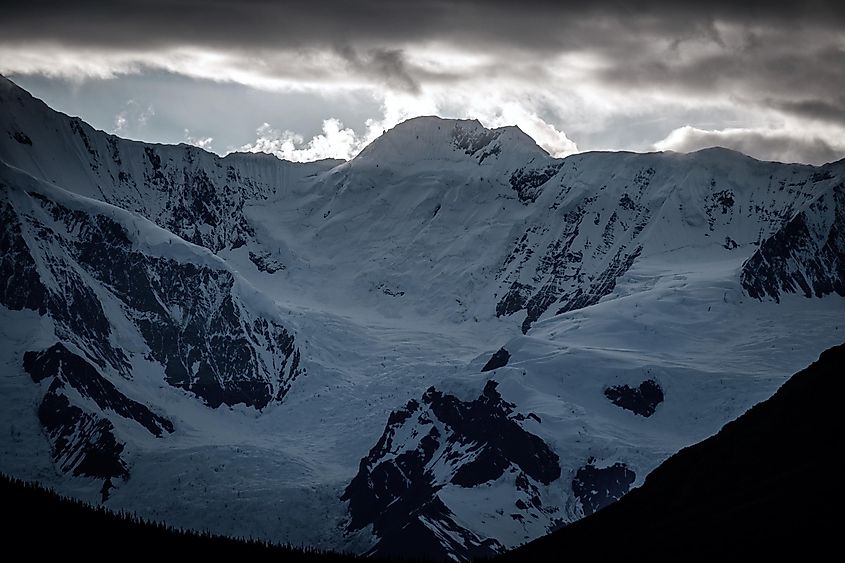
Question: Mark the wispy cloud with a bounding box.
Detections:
[184,129,214,151]
[112,99,155,134]
[653,125,843,165]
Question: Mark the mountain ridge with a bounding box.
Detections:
[6,74,844,168]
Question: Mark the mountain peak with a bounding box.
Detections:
[354,115,548,167]
[688,146,756,161]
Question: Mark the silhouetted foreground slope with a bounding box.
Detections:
[498,343,844,560]
[1,473,363,561]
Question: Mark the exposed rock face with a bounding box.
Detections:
[509,163,564,203]
[495,165,654,333]
[23,343,174,495]
[742,182,845,302]
[604,379,664,417]
[0,197,47,312]
[0,192,126,374]
[342,380,560,561]
[481,347,511,372]
[2,183,303,409]
[23,343,174,494]
[37,383,129,482]
[24,344,173,436]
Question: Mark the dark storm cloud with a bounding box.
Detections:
[335,47,422,94]
[3,1,843,53]
[598,34,845,123]
[1,1,841,44]
[773,98,845,127]
[3,1,842,97]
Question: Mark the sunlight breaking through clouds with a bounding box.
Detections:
[240,119,372,162]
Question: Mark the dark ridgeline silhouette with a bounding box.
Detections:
[1,473,403,561]
[496,342,844,561]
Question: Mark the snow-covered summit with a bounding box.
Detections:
[354,115,548,168]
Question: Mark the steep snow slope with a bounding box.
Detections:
[0,76,338,252]
[1,75,844,560]
[234,131,843,336]
[0,161,304,504]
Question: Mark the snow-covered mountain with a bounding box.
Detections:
[1,75,844,560]
[1,157,304,501]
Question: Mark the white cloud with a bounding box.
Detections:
[184,129,214,150]
[114,112,128,133]
[11,38,832,165]
[653,125,844,165]
[236,92,440,162]
[0,45,146,80]
[0,43,746,162]
[137,103,155,126]
[111,99,155,135]
[239,119,372,162]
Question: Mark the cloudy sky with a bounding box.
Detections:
[2,1,844,164]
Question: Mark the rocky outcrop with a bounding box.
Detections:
[2,183,304,409]
[37,382,129,483]
[24,343,174,494]
[24,344,174,436]
[481,347,511,372]
[604,379,664,417]
[342,380,560,561]
[248,250,285,273]
[742,182,845,301]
